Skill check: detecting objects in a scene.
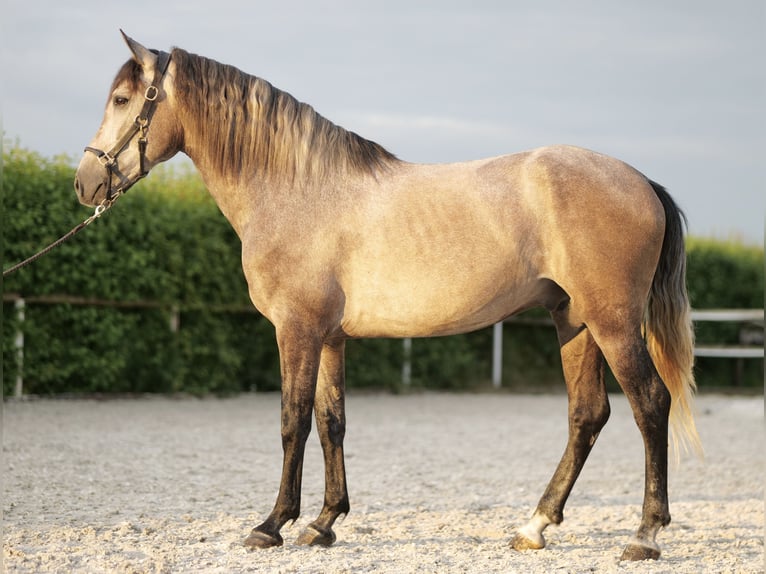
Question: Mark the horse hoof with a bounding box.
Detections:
[510,530,545,551]
[244,528,283,549]
[620,542,661,561]
[296,524,336,547]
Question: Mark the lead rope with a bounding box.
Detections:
[2,195,120,277]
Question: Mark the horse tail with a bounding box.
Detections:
[644,180,703,459]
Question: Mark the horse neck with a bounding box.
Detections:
[169,55,398,235]
[182,146,261,238]
[177,125,340,239]
[172,105,263,235]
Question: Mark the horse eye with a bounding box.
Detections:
[113,96,129,107]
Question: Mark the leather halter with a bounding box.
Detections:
[84,50,172,201]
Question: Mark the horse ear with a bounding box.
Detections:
[120,29,157,71]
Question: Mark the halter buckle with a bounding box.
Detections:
[144,85,159,101]
[97,151,116,167]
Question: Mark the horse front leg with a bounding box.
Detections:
[296,339,350,546]
[244,327,322,549]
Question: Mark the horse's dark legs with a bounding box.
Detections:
[595,329,671,561]
[296,340,349,546]
[244,328,322,549]
[511,325,610,551]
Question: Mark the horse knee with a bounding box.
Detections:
[317,407,345,446]
[281,410,312,448]
[315,380,346,447]
[570,402,610,441]
[569,411,609,447]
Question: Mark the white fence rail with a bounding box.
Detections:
[690,309,765,359]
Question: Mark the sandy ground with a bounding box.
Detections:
[2,392,764,573]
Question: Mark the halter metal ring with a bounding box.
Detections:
[100,152,116,167]
[144,85,159,101]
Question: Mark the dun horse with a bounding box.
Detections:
[75,33,701,561]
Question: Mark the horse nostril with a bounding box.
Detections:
[74,177,81,194]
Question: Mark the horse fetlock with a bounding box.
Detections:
[329,497,350,517]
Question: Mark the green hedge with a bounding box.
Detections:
[2,147,264,395]
[2,146,763,395]
[686,237,764,388]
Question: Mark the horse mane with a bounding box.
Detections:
[170,48,397,184]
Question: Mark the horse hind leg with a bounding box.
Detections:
[590,322,671,561]
[511,317,610,552]
[295,340,350,547]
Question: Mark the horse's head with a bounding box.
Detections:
[75,32,182,207]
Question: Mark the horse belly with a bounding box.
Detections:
[339,252,541,338]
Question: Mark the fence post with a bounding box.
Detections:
[492,321,503,388]
[14,297,26,397]
[402,337,412,386]
[169,305,180,333]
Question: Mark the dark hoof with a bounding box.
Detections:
[244,528,283,549]
[296,524,336,547]
[620,542,661,561]
[510,530,545,551]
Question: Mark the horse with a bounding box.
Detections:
[74,32,701,561]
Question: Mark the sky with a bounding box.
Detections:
[2,0,764,243]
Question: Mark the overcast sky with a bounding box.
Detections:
[2,1,764,242]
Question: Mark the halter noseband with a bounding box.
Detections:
[84,50,172,201]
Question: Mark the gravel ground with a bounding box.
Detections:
[2,392,764,573]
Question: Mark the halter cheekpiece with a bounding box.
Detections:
[84,50,172,201]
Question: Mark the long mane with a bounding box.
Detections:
[171,48,397,184]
